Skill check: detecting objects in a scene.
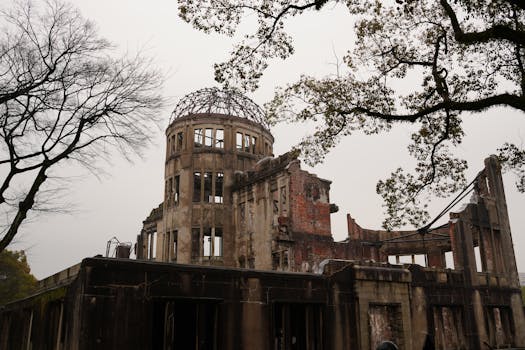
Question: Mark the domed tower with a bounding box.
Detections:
[137,88,274,266]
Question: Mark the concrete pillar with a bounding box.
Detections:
[410,287,429,350]
[241,278,269,349]
[510,293,525,346]
[484,156,520,287]
[471,291,489,348]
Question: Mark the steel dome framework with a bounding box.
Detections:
[170,87,269,129]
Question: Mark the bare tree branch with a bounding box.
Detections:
[0,0,165,251]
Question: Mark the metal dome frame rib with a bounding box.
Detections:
[170,88,269,129]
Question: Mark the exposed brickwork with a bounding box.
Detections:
[287,161,332,237]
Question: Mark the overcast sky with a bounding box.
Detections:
[7,0,525,279]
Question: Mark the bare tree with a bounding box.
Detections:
[179,0,525,229]
[0,0,164,251]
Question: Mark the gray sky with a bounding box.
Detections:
[8,0,525,279]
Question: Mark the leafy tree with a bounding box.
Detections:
[0,250,37,305]
[0,0,164,251]
[178,0,525,229]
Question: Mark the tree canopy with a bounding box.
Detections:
[179,0,525,229]
[0,250,37,305]
[0,0,164,251]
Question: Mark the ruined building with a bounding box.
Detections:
[1,88,525,350]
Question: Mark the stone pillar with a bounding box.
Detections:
[510,293,525,346]
[241,278,269,349]
[410,287,429,350]
[471,291,489,348]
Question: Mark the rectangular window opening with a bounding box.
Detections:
[214,228,223,257]
[445,251,454,269]
[193,172,201,202]
[174,175,180,204]
[203,227,212,257]
[204,128,213,147]
[215,129,224,148]
[172,230,178,261]
[194,128,203,148]
[244,134,251,152]
[398,255,412,264]
[177,132,184,150]
[204,172,213,203]
[414,254,427,267]
[215,172,223,203]
[149,232,157,260]
[273,303,323,350]
[474,245,483,272]
[236,132,243,150]
[163,301,218,350]
[251,136,256,153]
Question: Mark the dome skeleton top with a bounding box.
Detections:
[170,87,269,129]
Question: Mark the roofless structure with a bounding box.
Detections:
[1,89,524,350]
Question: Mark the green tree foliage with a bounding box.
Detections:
[0,250,37,305]
[0,0,165,251]
[178,0,525,229]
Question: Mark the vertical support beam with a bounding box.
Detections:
[484,156,519,286]
[510,293,525,346]
[55,303,63,350]
[471,291,489,349]
[410,287,428,350]
[241,278,269,349]
[26,310,33,350]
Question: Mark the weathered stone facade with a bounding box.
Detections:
[2,89,524,349]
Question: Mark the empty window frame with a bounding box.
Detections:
[474,246,483,272]
[236,132,243,150]
[203,227,212,257]
[193,172,223,204]
[204,172,213,203]
[445,251,455,269]
[215,129,224,148]
[171,230,178,261]
[193,172,201,202]
[163,301,218,350]
[149,232,157,260]
[204,128,213,147]
[177,132,184,150]
[251,136,257,153]
[202,227,223,257]
[273,303,323,350]
[273,250,290,271]
[244,134,251,152]
[194,128,203,148]
[214,228,223,257]
[174,175,180,204]
[215,172,223,203]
